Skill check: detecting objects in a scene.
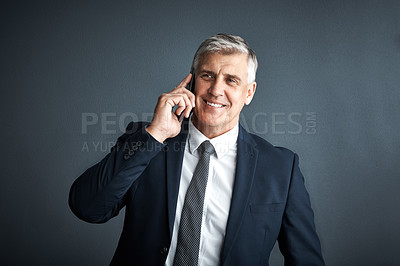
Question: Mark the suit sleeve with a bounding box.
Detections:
[278,153,325,266]
[68,122,165,223]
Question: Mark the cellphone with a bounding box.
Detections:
[178,72,195,122]
[188,71,195,93]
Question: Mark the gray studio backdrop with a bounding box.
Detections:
[1,0,399,265]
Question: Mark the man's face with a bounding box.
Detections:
[192,52,256,138]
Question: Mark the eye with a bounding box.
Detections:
[227,78,238,85]
[201,74,213,80]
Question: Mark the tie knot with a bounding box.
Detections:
[198,140,214,156]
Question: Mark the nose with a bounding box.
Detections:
[208,78,224,97]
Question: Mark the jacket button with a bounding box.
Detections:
[123,154,130,160]
[160,247,168,255]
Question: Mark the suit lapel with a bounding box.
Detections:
[165,120,189,237]
[220,125,259,264]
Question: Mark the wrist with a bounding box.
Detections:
[145,125,167,143]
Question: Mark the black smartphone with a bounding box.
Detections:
[178,72,195,122]
[188,71,195,93]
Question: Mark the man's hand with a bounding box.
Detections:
[146,73,195,143]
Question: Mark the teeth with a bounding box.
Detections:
[207,101,223,108]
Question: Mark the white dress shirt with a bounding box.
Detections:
[165,118,238,266]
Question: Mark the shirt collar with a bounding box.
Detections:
[188,117,238,159]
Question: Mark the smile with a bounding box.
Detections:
[205,100,224,108]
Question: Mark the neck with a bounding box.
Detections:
[191,117,237,139]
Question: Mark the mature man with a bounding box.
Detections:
[69,34,324,265]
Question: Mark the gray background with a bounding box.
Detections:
[1,0,399,265]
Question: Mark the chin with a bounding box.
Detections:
[194,112,230,130]
[193,112,214,125]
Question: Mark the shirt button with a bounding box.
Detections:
[160,247,168,255]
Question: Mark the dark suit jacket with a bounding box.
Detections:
[69,120,324,265]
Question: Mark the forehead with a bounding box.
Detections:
[198,53,248,77]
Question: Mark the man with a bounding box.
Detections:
[69,33,324,265]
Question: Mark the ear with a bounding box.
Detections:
[244,82,257,105]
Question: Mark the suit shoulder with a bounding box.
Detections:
[248,132,295,159]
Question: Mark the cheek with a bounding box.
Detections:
[194,80,208,93]
[195,96,204,106]
[227,92,246,108]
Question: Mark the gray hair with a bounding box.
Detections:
[191,33,258,83]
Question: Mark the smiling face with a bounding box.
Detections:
[191,52,256,138]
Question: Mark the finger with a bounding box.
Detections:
[169,94,193,117]
[167,95,187,115]
[172,87,195,107]
[186,90,195,108]
[183,104,192,118]
[180,93,193,117]
[176,73,192,89]
[175,105,186,116]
